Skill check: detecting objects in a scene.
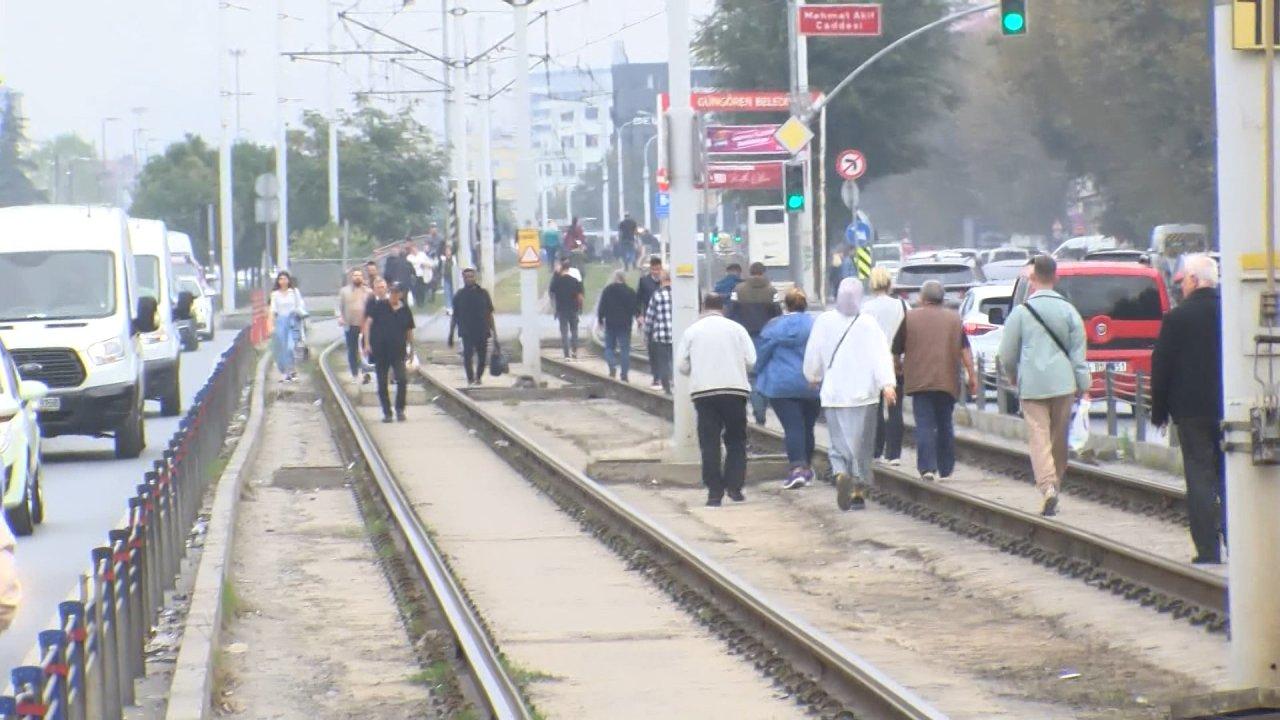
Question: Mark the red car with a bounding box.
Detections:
[1009,262,1170,395]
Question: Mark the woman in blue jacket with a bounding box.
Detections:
[754,288,821,489]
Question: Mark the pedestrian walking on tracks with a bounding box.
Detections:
[336,268,373,382]
[644,271,675,394]
[998,255,1090,517]
[550,260,584,359]
[804,278,897,511]
[268,271,306,382]
[727,262,782,426]
[448,267,496,385]
[678,293,757,506]
[598,270,638,381]
[755,288,820,489]
[636,257,665,387]
[363,281,416,423]
[1151,253,1225,564]
[860,267,908,466]
[892,280,979,482]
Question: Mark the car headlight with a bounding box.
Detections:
[87,337,127,365]
[143,328,170,344]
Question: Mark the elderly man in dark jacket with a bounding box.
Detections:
[1151,253,1224,564]
[598,270,638,381]
[727,262,780,425]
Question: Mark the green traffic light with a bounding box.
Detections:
[1002,12,1025,33]
[786,195,804,211]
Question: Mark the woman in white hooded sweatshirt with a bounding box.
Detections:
[804,278,897,510]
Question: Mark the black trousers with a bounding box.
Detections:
[694,394,748,500]
[461,336,488,383]
[650,341,673,393]
[374,355,407,416]
[1176,416,1226,560]
[343,326,363,377]
[874,377,905,461]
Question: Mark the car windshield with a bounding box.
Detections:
[0,251,116,321]
[178,278,203,297]
[872,246,900,263]
[898,263,976,287]
[135,255,161,301]
[1057,275,1162,320]
[991,249,1027,261]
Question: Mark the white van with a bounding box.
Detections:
[0,206,157,458]
[129,219,183,416]
[169,232,215,340]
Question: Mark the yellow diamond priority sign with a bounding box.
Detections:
[773,116,815,156]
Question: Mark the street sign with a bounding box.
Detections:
[659,90,824,113]
[773,117,815,156]
[254,173,278,199]
[835,149,867,180]
[798,4,883,37]
[840,179,860,210]
[697,163,784,190]
[1233,0,1280,49]
[706,125,787,156]
[655,192,671,219]
[517,228,541,269]
[655,167,669,192]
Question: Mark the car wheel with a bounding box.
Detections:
[30,462,43,526]
[160,364,182,417]
[5,469,34,537]
[114,399,146,459]
[183,333,199,352]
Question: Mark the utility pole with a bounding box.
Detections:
[275,0,290,269]
[643,135,658,231]
[229,49,247,138]
[478,17,496,292]
[785,0,812,291]
[509,0,540,383]
[326,0,340,225]
[666,0,698,460]
[601,112,612,254]
[616,127,626,224]
[446,2,473,272]
[218,3,235,311]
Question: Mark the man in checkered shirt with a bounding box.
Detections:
[644,271,675,394]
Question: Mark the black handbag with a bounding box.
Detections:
[489,341,509,377]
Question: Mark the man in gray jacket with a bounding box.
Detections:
[998,255,1090,517]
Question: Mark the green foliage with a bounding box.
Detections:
[29,134,108,204]
[0,97,45,207]
[129,135,218,251]
[290,222,376,260]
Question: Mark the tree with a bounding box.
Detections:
[0,95,45,207]
[130,135,217,253]
[30,134,108,204]
[290,222,376,260]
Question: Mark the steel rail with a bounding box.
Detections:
[542,354,1228,630]
[413,361,949,720]
[318,342,533,720]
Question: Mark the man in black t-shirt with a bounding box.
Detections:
[362,280,416,422]
[448,268,496,384]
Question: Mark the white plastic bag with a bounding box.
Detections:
[1068,396,1092,452]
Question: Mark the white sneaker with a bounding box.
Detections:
[921,472,937,482]
[939,474,952,482]
[888,459,901,467]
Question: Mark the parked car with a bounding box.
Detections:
[871,243,903,277]
[959,284,1015,337]
[981,259,1029,283]
[1084,249,1150,264]
[1008,261,1170,396]
[0,339,46,536]
[894,258,985,306]
[986,246,1030,263]
[1052,234,1117,261]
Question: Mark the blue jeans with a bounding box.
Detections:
[770,397,820,467]
[443,275,454,309]
[603,326,631,379]
[912,391,956,476]
[272,315,296,374]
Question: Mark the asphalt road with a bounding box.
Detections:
[0,334,236,672]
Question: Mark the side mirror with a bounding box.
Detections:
[17,380,47,403]
[987,307,1006,325]
[175,291,195,320]
[134,296,159,335]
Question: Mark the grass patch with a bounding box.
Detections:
[406,661,452,688]
[491,260,639,314]
[502,656,560,685]
[220,580,244,626]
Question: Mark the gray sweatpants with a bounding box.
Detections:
[825,405,878,486]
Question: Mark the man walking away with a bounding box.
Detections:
[336,268,372,382]
[618,213,639,270]
[728,262,781,425]
[804,278,897,511]
[448,267,496,385]
[1151,253,1225,564]
[892,280,978,482]
[598,270,637,380]
[362,282,416,423]
[549,259,584,359]
[714,263,743,297]
[407,242,432,308]
[678,294,757,506]
[541,221,563,265]
[998,255,1090,517]
[644,271,675,394]
[861,267,907,465]
[636,257,665,387]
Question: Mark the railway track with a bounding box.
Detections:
[318,342,535,720]
[541,352,1229,632]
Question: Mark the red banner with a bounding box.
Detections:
[659,91,823,113]
[697,163,784,190]
[706,125,786,155]
[798,4,883,36]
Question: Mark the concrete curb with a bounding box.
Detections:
[164,351,271,720]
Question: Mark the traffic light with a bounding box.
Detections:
[1000,0,1027,36]
[784,163,805,213]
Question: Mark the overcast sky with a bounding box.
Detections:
[0,0,714,155]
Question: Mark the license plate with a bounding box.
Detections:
[1088,361,1128,373]
[38,396,61,412]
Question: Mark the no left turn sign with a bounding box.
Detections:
[835,149,867,181]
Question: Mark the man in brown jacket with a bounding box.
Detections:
[891,280,978,482]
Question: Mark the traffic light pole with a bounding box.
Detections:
[786,0,809,292]
[509,0,540,384]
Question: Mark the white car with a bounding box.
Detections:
[0,340,47,536]
[177,276,214,341]
[958,284,1015,337]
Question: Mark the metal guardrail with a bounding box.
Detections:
[0,328,255,720]
[316,342,533,720]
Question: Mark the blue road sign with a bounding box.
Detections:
[655,192,671,219]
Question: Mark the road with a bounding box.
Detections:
[0,335,236,672]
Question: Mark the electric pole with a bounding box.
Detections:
[666,0,698,460]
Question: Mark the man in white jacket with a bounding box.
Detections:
[677,294,758,506]
[804,278,897,511]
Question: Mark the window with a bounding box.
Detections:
[585,107,599,120]
[897,263,977,287]
[0,251,117,321]
[585,135,599,148]
[1056,275,1163,321]
[560,111,574,122]
[562,136,575,149]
